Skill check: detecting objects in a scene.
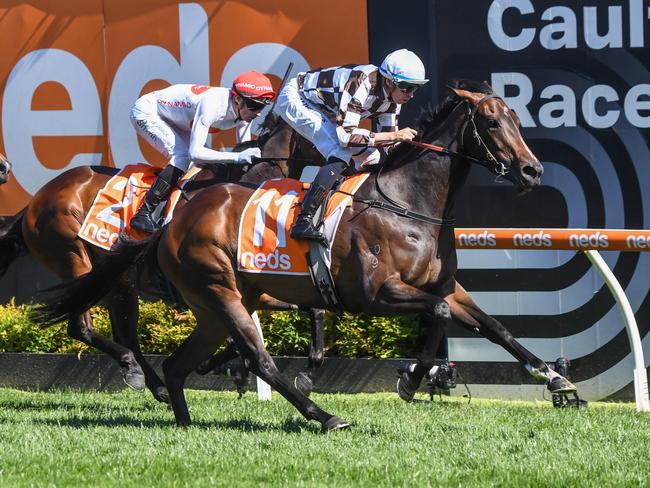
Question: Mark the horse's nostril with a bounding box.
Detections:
[522,165,539,179]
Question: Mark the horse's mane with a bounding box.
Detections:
[381,79,494,168]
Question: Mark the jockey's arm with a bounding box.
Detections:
[188,116,258,165]
[337,107,416,148]
[373,127,417,145]
[337,85,416,149]
[373,110,416,146]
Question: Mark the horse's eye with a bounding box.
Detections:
[487,118,500,130]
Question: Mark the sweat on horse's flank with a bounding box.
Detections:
[0,388,645,486]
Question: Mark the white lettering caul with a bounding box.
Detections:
[488,0,645,51]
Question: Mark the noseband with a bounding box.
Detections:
[462,94,510,177]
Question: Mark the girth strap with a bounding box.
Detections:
[351,197,455,227]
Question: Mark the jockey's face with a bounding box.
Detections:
[384,78,417,105]
[233,94,265,123]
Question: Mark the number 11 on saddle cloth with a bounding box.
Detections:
[237,173,369,275]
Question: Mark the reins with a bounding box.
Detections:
[348,93,513,227]
[406,95,510,178]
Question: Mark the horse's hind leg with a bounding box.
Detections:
[67,311,146,391]
[294,308,325,397]
[162,312,229,426]
[105,287,169,403]
[446,280,576,393]
[195,336,240,375]
[224,302,348,432]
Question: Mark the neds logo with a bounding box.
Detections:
[81,222,119,247]
[240,250,291,271]
[569,231,609,248]
[626,234,649,249]
[513,231,552,247]
[457,231,497,247]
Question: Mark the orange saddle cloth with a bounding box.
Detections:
[78,164,200,251]
[237,173,369,275]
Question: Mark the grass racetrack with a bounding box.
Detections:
[0,388,648,487]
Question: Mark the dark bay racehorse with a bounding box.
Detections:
[0,152,11,185]
[34,81,576,431]
[0,117,322,403]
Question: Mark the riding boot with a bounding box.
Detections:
[290,157,351,243]
[130,165,184,233]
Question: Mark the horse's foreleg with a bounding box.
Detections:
[106,288,169,403]
[446,281,576,393]
[372,279,454,401]
[67,311,146,391]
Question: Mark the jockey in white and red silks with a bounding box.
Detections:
[129,71,276,233]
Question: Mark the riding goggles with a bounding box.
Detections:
[233,86,272,110]
[394,80,420,94]
[242,96,271,111]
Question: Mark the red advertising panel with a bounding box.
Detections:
[0,1,369,214]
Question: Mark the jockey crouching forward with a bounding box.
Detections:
[129,71,276,233]
[276,48,428,242]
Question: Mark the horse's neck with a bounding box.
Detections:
[375,109,469,220]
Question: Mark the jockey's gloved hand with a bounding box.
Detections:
[235,147,261,165]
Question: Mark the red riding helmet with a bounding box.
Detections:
[231,71,276,107]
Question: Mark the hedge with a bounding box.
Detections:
[0,299,426,358]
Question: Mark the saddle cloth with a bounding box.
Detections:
[78,164,200,251]
[237,173,369,275]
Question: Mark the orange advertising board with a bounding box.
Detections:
[455,228,650,252]
[0,1,369,215]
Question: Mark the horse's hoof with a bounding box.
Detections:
[396,372,416,402]
[122,368,146,392]
[294,372,313,397]
[321,415,350,433]
[152,386,170,404]
[195,359,213,376]
[547,376,577,394]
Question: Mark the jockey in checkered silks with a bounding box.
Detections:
[275,49,429,243]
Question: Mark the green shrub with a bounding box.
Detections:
[331,313,424,358]
[257,310,312,356]
[0,298,90,353]
[0,299,425,358]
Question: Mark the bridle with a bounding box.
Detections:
[408,94,514,180]
[353,93,519,227]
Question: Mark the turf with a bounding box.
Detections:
[0,388,647,487]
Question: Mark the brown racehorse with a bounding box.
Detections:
[0,116,322,403]
[0,152,11,185]
[34,80,576,431]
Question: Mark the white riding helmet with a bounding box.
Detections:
[379,49,429,86]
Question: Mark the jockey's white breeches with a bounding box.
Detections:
[130,94,191,171]
[276,78,380,171]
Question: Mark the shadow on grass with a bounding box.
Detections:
[32,415,323,433]
[0,398,165,414]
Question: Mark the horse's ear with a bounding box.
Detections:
[450,87,484,106]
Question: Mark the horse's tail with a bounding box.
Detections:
[30,232,161,327]
[0,209,27,277]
